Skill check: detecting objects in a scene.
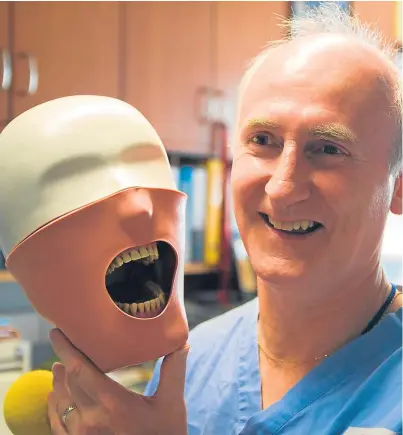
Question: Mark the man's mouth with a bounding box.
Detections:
[105,241,176,319]
[259,212,323,235]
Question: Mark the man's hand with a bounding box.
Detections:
[48,328,189,435]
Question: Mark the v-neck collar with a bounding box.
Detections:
[237,298,402,434]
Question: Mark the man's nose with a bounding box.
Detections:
[264,143,311,208]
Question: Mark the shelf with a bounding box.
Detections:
[184,263,218,275]
[167,150,215,161]
[0,263,218,283]
[167,151,233,164]
[0,270,15,282]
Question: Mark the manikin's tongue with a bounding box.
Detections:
[114,280,166,318]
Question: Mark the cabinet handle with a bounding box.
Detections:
[15,52,38,95]
[1,49,12,91]
[195,86,210,123]
[195,86,224,123]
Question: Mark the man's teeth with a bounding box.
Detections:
[268,217,316,232]
[107,242,158,275]
[115,291,166,318]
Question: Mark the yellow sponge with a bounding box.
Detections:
[3,370,53,435]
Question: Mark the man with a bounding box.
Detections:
[48,4,402,434]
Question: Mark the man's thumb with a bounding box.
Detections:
[155,344,190,401]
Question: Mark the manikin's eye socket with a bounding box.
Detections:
[105,241,176,319]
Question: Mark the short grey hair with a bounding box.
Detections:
[237,2,402,177]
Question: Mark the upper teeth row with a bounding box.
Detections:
[269,217,316,231]
[107,242,159,275]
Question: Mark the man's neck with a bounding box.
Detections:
[257,267,394,367]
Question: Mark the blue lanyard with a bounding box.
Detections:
[361,283,397,335]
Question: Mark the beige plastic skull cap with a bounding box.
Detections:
[0,95,176,257]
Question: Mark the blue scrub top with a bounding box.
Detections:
[144,295,402,435]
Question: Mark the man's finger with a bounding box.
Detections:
[52,363,81,433]
[52,363,73,415]
[48,392,68,435]
[155,344,190,402]
[50,328,116,402]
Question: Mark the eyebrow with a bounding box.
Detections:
[244,119,280,131]
[243,119,357,144]
[308,123,357,144]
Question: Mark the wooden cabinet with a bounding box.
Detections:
[10,1,120,117]
[2,1,289,152]
[353,1,398,42]
[0,1,120,122]
[124,1,213,154]
[0,1,11,127]
[1,1,399,152]
[214,1,288,138]
[123,1,288,154]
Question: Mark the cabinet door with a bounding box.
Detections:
[0,1,11,128]
[124,1,213,153]
[11,1,120,118]
[353,1,397,42]
[215,1,288,143]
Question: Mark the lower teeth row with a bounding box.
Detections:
[115,292,166,317]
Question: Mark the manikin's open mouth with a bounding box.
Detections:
[105,241,176,318]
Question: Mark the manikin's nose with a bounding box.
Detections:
[117,188,154,233]
[265,143,311,208]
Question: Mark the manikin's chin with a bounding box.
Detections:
[105,241,177,319]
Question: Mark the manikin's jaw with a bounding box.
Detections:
[0,95,188,371]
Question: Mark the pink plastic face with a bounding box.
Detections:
[6,187,189,372]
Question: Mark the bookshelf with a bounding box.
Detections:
[166,143,231,299]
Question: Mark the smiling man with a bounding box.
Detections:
[44,4,402,435]
[146,4,402,434]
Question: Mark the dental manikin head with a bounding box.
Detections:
[0,95,188,373]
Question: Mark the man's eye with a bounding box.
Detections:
[320,144,343,155]
[249,133,274,146]
[311,141,344,155]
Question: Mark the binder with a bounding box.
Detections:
[178,165,194,263]
[203,158,224,266]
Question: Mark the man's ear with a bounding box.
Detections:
[390,173,402,215]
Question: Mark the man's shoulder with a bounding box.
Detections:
[188,297,258,350]
[143,297,258,397]
[181,297,258,378]
[180,297,258,401]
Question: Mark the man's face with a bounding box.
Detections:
[231,35,401,288]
